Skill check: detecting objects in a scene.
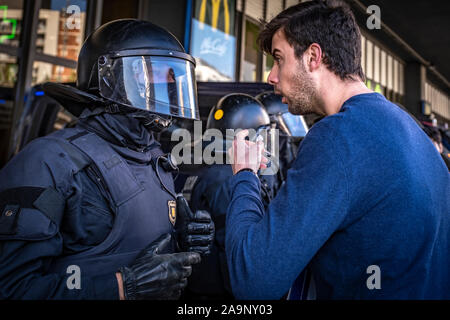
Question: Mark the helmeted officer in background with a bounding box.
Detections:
[183,93,275,299]
[0,19,214,300]
[256,91,309,182]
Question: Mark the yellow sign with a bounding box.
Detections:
[199,0,231,35]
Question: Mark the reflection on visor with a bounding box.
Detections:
[279,113,309,137]
[98,55,199,120]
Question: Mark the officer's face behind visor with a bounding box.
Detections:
[98,55,199,120]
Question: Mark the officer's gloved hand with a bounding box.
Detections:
[118,233,200,300]
[175,195,215,256]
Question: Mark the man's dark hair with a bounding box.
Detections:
[258,0,365,81]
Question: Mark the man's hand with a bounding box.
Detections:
[175,195,215,256]
[118,233,200,300]
[228,129,269,175]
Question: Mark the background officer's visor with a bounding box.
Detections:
[98,55,199,120]
[278,113,309,137]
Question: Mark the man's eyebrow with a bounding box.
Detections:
[271,48,281,56]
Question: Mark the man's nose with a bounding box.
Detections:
[267,68,278,85]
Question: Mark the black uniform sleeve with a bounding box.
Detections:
[0,222,118,299]
[0,138,119,299]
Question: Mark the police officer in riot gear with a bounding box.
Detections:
[205,92,279,203]
[0,19,214,300]
[184,93,273,299]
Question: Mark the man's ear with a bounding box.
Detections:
[306,43,323,72]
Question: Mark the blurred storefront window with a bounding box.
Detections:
[0,1,22,88]
[0,1,22,47]
[34,0,86,84]
[361,34,404,105]
[264,53,273,82]
[0,53,17,87]
[190,0,236,82]
[242,19,260,82]
[32,60,76,85]
[425,82,450,120]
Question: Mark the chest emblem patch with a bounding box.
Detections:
[168,200,176,226]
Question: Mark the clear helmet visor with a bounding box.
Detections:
[98,55,199,120]
[278,112,309,137]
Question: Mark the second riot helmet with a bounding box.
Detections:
[256,91,308,138]
[206,93,270,133]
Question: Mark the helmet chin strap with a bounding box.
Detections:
[101,102,172,132]
[97,103,172,133]
[130,110,173,133]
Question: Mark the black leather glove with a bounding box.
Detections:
[118,233,201,300]
[175,195,215,256]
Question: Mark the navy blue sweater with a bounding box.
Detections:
[226,93,450,299]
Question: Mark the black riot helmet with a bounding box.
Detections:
[206,93,270,133]
[45,19,198,130]
[256,91,289,115]
[256,91,308,138]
